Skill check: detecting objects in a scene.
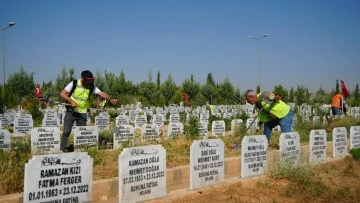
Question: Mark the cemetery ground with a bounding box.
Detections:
[1,116,360,202]
[146,156,360,203]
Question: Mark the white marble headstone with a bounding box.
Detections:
[167,122,184,138]
[119,145,166,203]
[141,124,160,141]
[190,139,224,190]
[241,135,268,178]
[199,121,208,138]
[24,152,93,203]
[152,114,164,127]
[246,118,258,132]
[309,129,327,163]
[116,115,130,126]
[332,127,347,158]
[0,129,11,151]
[13,116,33,136]
[279,132,300,166]
[135,115,147,129]
[95,115,110,131]
[31,127,61,154]
[73,126,99,149]
[169,114,180,123]
[114,125,135,149]
[211,120,225,137]
[350,126,360,149]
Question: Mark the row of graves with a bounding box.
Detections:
[0,126,358,202]
[1,102,360,151]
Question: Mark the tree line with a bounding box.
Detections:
[0,66,359,113]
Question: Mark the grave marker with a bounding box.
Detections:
[279,132,300,166]
[350,126,360,149]
[211,120,225,137]
[24,152,93,203]
[73,126,99,149]
[0,129,11,151]
[31,127,61,154]
[119,145,166,203]
[309,129,327,163]
[190,139,224,190]
[114,125,135,149]
[333,127,347,158]
[241,135,268,178]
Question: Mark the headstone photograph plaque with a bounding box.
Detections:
[119,145,166,203]
[190,139,224,190]
[241,135,268,178]
[309,129,327,163]
[24,152,93,203]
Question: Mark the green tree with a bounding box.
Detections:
[218,77,235,104]
[294,85,310,105]
[138,71,156,105]
[335,79,340,94]
[182,75,200,105]
[312,86,330,105]
[160,74,177,105]
[6,65,35,107]
[289,88,294,103]
[55,66,73,93]
[273,84,288,102]
[351,84,360,106]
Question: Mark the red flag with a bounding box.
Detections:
[341,80,350,98]
[183,90,189,105]
[35,83,41,98]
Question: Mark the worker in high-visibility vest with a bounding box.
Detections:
[245,89,293,143]
[331,93,347,116]
[60,70,117,152]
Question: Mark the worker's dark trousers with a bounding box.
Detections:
[60,110,87,151]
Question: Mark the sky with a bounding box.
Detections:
[1,0,359,93]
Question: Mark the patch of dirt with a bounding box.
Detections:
[146,157,360,203]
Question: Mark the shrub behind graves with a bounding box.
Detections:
[184,115,200,140]
[350,148,360,160]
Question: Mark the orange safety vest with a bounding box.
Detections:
[331,94,342,108]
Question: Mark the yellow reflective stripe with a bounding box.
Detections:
[71,95,88,102]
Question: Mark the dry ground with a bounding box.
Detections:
[144,157,360,203]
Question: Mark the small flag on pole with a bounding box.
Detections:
[341,80,350,98]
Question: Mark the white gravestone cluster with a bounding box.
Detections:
[119,145,166,203]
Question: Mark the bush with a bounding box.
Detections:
[350,148,360,160]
